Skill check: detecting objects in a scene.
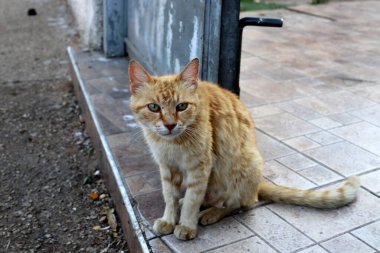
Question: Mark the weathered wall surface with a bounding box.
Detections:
[126,0,221,81]
[67,0,103,50]
[127,0,204,75]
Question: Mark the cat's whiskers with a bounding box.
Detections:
[182,128,199,145]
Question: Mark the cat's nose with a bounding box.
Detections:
[165,124,176,132]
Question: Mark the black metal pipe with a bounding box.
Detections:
[218,0,241,95]
[239,17,283,28]
[218,1,283,96]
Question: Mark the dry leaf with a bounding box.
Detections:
[92,225,101,231]
[107,208,117,232]
[89,191,100,200]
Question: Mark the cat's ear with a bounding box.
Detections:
[179,58,199,90]
[129,60,152,95]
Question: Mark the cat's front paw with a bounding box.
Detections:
[174,224,197,240]
[153,218,175,235]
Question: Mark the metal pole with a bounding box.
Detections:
[218,1,283,96]
[218,0,241,95]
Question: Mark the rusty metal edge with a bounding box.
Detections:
[67,47,151,253]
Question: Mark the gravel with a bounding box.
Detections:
[0,0,128,252]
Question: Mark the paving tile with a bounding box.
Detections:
[162,217,253,253]
[321,233,376,253]
[77,57,129,81]
[298,165,343,186]
[240,77,307,103]
[297,245,328,253]
[294,91,376,115]
[330,122,380,156]
[306,131,342,145]
[256,131,295,161]
[350,105,380,127]
[259,66,308,82]
[352,220,380,251]
[309,117,342,130]
[144,228,157,240]
[125,170,161,197]
[109,137,151,157]
[207,236,276,253]
[239,55,277,79]
[134,190,165,225]
[249,105,283,118]
[359,169,380,195]
[276,153,317,172]
[264,161,316,189]
[284,136,321,151]
[268,188,380,242]
[349,84,380,103]
[96,112,125,135]
[91,94,136,135]
[236,207,314,253]
[113,145,158,177]
[240,91,266,108]
[255,113,320,140]
[107,131,145,149]
[328,112,362,125]
[275,100,323,120]
[149,238,173,253]
[86,75,130,99]
[317,75,371,89]
[304,142,380,176]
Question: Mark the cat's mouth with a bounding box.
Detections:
[160,131,181,138]
[157,129,183,138]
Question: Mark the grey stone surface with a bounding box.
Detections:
[350,105,380,127]
[256,131,296,161]
[276,153,317,171]
[284,136,321,151]
[264,161,316,189]
[237,207,314,253]
[359,169,380,195]
[352,220,380,251]
[162,217,253,253]
[330,122,380,156]
[309,117,342,130]
[321,233,376,253]
[208,236,277,253]
[297,245,328,253]
[298,165,343,186]
[255,113,320,140]
[304,142,380,176]
[268,188,380,242]
[306,131,342,146]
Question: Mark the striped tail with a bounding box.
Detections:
[258,176,360,209]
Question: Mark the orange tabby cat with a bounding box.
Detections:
[129,58,360,240]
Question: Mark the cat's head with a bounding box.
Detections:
[129,58,200,140]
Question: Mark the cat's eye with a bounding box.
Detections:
[176,103,188,111]
[147,103,160,112]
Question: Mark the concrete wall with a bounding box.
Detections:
[125,0,221,82]
[67,0,103,50]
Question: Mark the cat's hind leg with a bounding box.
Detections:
[198,207,238,225]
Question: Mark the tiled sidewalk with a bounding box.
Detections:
[69,1,380,252]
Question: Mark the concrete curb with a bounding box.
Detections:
[67,47,150,253]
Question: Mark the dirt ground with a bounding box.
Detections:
[0,0,128,252]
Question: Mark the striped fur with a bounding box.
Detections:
[259,176,360,208]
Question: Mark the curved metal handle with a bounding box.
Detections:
[239,17,284,28]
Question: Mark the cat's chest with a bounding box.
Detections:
[149,142,197,170]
